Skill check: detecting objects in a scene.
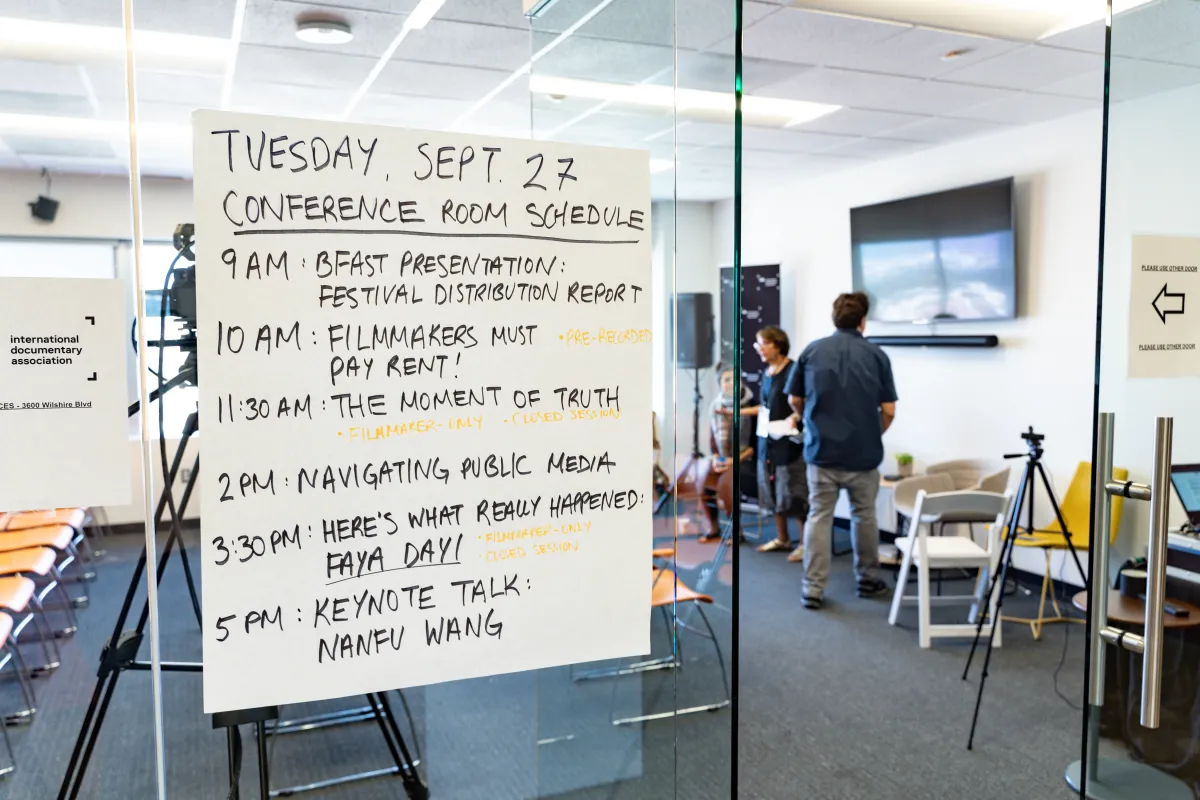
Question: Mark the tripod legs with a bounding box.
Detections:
[962,452,1088,749]
[58,444,202,799]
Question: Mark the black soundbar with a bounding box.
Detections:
[866,335,999,348]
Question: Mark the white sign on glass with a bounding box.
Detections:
[1128,234,1200,378]
[0,278,130,509]
[193,110,653,713]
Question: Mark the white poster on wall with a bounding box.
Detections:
[0,278,130,509]
[193,110,653,713]
[1129,234,1200,378]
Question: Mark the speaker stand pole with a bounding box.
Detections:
[654,367,705,518]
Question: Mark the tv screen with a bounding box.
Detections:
[850,178,1016,324]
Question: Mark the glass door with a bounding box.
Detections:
[1081,1,1200,797]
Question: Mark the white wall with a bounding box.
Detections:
[0,169,192,241]
[719,110,1105,584]
[652,201,723,470]
[0,169,199,525]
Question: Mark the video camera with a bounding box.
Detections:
[1004,426,1045,460]
[132,223,197,391]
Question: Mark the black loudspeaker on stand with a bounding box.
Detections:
[655,293,714,514]
[961,427,1088,749]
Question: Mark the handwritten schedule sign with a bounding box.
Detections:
[193,111,652,713]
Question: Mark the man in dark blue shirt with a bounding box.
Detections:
[786,292,897,609]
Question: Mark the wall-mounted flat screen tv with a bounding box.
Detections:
[850,178,1016,324]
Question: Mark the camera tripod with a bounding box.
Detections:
[962,427,1088,749]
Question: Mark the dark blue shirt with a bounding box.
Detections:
[758,360,803,466]
[784,329,897,472]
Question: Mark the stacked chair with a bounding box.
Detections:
[0,506,108,779]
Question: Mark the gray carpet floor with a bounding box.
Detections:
[0,523,1123,799]
[737,528,1111,800]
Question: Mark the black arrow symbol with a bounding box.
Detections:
[87,372,96,381]
[85,316,95,325]
[1153,283,1185,324]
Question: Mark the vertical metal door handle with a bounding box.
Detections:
[1088,412,1115,709]
[1142,416,1173,728]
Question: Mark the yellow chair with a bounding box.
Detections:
[1004,462,1126,640]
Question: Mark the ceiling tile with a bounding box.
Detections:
[0,59,85,95]
[677,0,775,50]
[1109,0,1200,61]
[1035,69,1103,101]
[937,44,1101,92]
[881,116,1011,143]
[649,52,805,94]
[536,0,673,47]
[819,136,930,159]
[241,0,407,58]
[0,90,92,117]
[761,66,1022,115]
[948,92,1100,125]
[398,19,530,72]
[799,107,929,136]
[234,45,375,90]
[440,0,528,29]
[137,0,240,37]
[676,122,734,147]
[736,7,911,65]
[229,81,350,119]
[373,61,511,101]
[741,126,856,153]
[815,25,1023,79]
[532,36,673,84]
[91,67,222,108]
[1039,20,1106,54]
[6,135,116,159]
[305,0,420,14]
[355,93,470,129]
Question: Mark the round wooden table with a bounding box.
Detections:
[1072,589,1200,629]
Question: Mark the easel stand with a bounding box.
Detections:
[58,408,428,799]
[214,706,278,800]
[962,436,1087,750]
[59,410,204,800]
[654,367,705,516]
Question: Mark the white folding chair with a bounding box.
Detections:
[888,490,1012,648]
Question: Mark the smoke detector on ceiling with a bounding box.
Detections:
[296,16,354,45]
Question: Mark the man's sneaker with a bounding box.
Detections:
[802,595,823,610]
[856,579,889,598]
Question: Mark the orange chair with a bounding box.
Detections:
[0,524,92,592]
[0,576,61,677]
[609,568,730,725]
[3,508,99,563]
[1004,462,1127,640]
[0,612,24,778]
[0,549,79,638]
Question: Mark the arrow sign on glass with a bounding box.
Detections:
[1153,283,1185,323]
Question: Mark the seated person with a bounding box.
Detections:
[700,367,756,541]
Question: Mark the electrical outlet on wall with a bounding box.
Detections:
[180,468,192,486]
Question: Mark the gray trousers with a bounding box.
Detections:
[803,465,882,598]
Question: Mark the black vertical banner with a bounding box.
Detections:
[720,263,780,402]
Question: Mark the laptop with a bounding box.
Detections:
[1170,464,1200,530]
